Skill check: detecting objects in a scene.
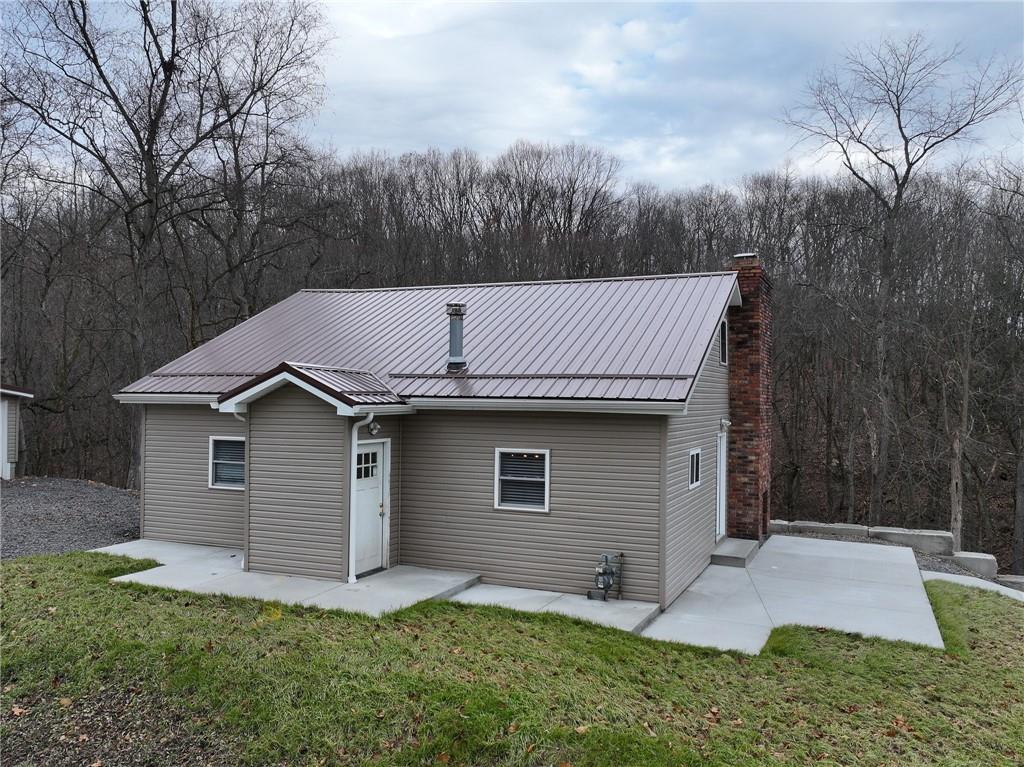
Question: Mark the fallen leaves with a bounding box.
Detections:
[574,724,589,734]
[885,715,913,736]
[10,705,28,717]
[58,697,73,708]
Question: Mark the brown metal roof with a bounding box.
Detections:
[124,272,739,402]
[121,374,257,394]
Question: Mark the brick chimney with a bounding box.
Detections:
[727,253,772,541]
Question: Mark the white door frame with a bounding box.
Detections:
[0,399,9,480]
[716,430,728,539]
[356,438,391,571]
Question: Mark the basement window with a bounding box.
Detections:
[689,448,702,489]
[719,321,728,365]
[209,436,245,490]
[494,449,550,512]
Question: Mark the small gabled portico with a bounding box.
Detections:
[212,362,412,585]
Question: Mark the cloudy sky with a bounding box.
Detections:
[311,1,1023,188]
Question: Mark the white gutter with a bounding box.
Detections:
[0,389,34,400]
[347,411,375,583]
[114,393,218,405]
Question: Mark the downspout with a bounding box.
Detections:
[347,412,375,583]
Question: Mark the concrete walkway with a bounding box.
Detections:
[450,583,661,633]
[643,536,945,654]
[93,539,478,616]
[922,570,1024,602]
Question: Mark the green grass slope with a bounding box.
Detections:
[2,553,1022,766]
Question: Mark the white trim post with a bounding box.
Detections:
[347,412,374,583]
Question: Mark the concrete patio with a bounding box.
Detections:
[450,583,662,633]
[93,539,479,616]
[95,536,952,653]
[642,535,945,653]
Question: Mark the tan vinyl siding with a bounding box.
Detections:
[663,324,730,606]
[399,411,662,602]
[142,405,246,546]
[247,385,347,579]
[364,415,402,567]
[6,398,18,462]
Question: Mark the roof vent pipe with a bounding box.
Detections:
[446,303,467,372]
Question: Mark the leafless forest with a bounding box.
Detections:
[2,2,1022,570]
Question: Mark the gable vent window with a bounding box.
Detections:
[719,320,728,365]
[209,437,245,490]
[494,449,550,512]
[689,448,702,489]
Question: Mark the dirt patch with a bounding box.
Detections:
[1,686,236,767]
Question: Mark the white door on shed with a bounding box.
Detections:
[716,431,727,539]
[354,444,386,575]
[0,399,8,480]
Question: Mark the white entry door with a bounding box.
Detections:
[716,431,728,539]
[354,444,386,576]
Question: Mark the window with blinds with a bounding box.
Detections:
[494,449,550,512]
[210,437,245,489]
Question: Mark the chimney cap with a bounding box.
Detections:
[732,252,759,260]
[446,302,466,316]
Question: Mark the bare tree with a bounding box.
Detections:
[786,33,1022,529]
[2,0,327,483]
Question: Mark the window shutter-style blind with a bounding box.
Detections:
[498,451,547,509]
[212,439,245,486]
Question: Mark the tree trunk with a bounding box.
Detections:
[1014,435,1024,575]
[846,425,857,524]
[949,429,963,551]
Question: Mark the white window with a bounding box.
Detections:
[209,436,245,490]
[494,448,550,512]
[689,448,702,489]
[719,320,728,365]
[356,450,378,479]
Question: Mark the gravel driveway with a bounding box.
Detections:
[1,477,138,559]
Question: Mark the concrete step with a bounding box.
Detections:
[710,537,760,568]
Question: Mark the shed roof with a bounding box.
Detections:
[1,384,34,399]
[122,271,740,403]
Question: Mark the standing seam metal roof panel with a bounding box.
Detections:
[125,272,739,401]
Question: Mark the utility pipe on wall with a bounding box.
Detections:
[347,412,375,583]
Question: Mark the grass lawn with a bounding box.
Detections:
[2,553,1022,766]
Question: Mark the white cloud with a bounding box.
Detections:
[307,1,1023,189]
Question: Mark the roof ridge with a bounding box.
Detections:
[299,270,737,294]
[285,361,376,375]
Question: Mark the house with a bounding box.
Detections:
[1,384,33,480]
[114,253,772,608]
